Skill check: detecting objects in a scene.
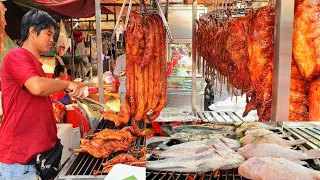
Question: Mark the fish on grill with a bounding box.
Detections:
[240,128,306,146]
[172,125,235,134]
[238,143,320,164]
[243,5,275,122]
[239,157,320,180]
[153,138,240,158]
[167,138,240,150]
[147,148,244,173]
[244,128,292,138]
[170,131,236,142]
[235,122,280,133]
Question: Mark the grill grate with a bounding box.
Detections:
[146,169,246,180]
[62,119,145,177]
[198,111,255,123]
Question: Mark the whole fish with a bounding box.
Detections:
[147,149,244,172]
[245,128,292,138]
[173,125,235,134]
[238,143,320,164]
[240,130,306,147]
[152,146,215,158]
[167,138,240,150]
[171,131,236,142]
[161,124,235,136]
[239,157,320,180]
[235,122,279,133]
[153,138,240,158]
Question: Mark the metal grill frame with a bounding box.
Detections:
[55,118,146,180]
[146,169,245,180]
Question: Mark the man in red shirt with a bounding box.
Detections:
[0,10,83,179]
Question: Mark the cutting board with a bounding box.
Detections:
[104,164,146,180]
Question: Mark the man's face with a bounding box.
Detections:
[30,27,55,54]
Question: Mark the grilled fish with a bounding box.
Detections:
[239,157,320,180]
[238,143,320,164]
[147,149,244,172]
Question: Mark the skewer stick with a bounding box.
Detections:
[236,88,238,103]
[212,65,216,88]
[231,86,234,101]
[220,74,223,97]
[215,71,218,95]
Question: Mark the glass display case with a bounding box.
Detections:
[167,43,203,91]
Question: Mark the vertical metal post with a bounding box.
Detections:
[95,0,104,104]
[165,0,169,20]
[114,6,118,60]
[191,0,197,114]
[89,23,92,63]
[71,18,75,80]
[200,56,205,112]
[271,0,294,122]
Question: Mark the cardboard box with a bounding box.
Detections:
[57,124,74,165]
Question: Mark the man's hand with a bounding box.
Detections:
[120,70,126,76]
[67,82,84,98]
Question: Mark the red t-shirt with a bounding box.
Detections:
[0,48,57,164]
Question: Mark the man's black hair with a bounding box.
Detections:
[21,10,57,42]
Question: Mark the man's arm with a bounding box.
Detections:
[24,76,83,98]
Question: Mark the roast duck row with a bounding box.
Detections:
[197,0,320,121]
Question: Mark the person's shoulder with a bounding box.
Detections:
[3,48,33,66]
[4,48,32,60]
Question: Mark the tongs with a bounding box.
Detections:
[65,89,110,111]
[76,97,110,112]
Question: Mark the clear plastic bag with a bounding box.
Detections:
[56,20,70,56]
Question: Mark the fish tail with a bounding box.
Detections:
[289,139,306,146]
[306,149,320,159]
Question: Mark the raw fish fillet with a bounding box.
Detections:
[239,157,320,180]
[238,143,320,164]
[240,129,306,146]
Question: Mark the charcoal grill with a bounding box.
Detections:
[146,122,320,180]
[56,118,146,180]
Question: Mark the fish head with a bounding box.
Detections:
[237,144,256,154]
